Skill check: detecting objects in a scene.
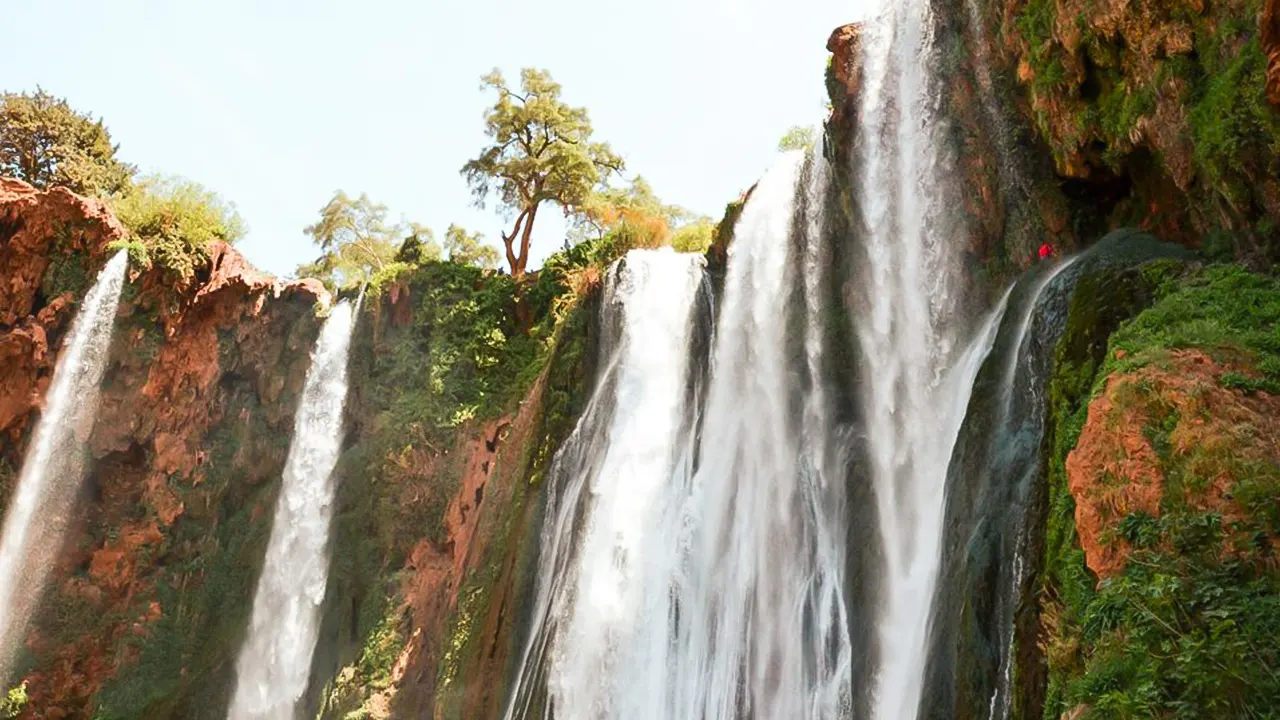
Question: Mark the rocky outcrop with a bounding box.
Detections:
[994,0,1280,265]
[1068,349,1280,578]
[826,23,864,135]
[0,179,325,718]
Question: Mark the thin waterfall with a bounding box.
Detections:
[228,299,356,720]
[852,0,979,717]
[506,153,852,720]
[981,256,1079,720]
[0,250,128,684]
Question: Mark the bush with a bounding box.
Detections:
[110,174,245,280]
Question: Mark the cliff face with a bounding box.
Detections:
[981,0,1280,265]
[307,264,598,720]
[824,0,1280,277]
[0,179,325,717]
[0,177,603,719]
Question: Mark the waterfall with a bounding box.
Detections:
[672,152,850,720]
[504,247,708,720]
[0,250,128,684]
[228,299,356,720]
[851,0,982,717]
[507,153,852,720]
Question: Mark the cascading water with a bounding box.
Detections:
[850,0,1005,715]
[0,250,128,684]
[228,299,357,720]
[507,154,852,720]
[672,153,850,720]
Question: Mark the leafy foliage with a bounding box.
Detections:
[0,683,26,719]
[0,88,134,196]
[298,190,440,291]
[109,174,245,280]
[1042,264,1280,718]
[461,68,623,276]
[670,217,716,253]
[777,125,817,152]
[443,224,500,268]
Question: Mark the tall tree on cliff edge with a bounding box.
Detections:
[0,88,135,196]
[462,68,623,278]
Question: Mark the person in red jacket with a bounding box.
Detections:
[1038,242,1055,260]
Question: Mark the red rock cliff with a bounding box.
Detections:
[0,179,325,717]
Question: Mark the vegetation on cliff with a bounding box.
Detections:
[0,89,135,198]
[1007,0,1280,264]
[1041,263,1280,718]
[461,68,624,278]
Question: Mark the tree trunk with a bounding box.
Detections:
[502,209,529,277]
[514,203,540,277]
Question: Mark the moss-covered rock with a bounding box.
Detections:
[1040,263,1280,717]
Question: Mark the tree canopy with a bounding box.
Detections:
[0,88,135,196]
[572,175,686,244]
[778,125,817,153]
[461,68,623,277]
[444,224,500,268]
[110,174,245,279]
[299,190,439,291]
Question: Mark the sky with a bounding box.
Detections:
[2,0,868,277]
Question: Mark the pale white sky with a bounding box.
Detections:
[1,0,869,276]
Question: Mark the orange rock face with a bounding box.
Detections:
[1067,350,1280,578]
[0,179,325,715]
[1265,0,1280,105]
[826,23,864,131]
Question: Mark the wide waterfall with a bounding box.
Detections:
[507,154,853,720]
[228,299,357,720]
[0,250,128,684]
[503,0,1053,716]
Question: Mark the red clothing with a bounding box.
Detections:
[1038,243,1054,259]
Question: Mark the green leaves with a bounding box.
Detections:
[444,224,500,268]
[298,190,441,291]
[109,174,245,281]
[777,125,817,153]
[0,88,134,196]
[461,68,623,275]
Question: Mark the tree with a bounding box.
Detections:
[572,175,683,244]
[444,224,500,268]
[0,88,134,196]
[670,217,716,253]
[299,190,438,290]
[461,68,623,278]
[110,174,245,279]
[395,224,443,265]
[778,125,817,153]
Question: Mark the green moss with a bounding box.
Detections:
[90,396,287,719]
[1041,264,1280,717]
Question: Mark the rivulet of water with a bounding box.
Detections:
[228,299,356,720]
[0,250,128,685]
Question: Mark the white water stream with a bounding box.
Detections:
[509,155,853,720]
[0,250,128,684]
[852,0,995,716]
[228,299,356,720]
